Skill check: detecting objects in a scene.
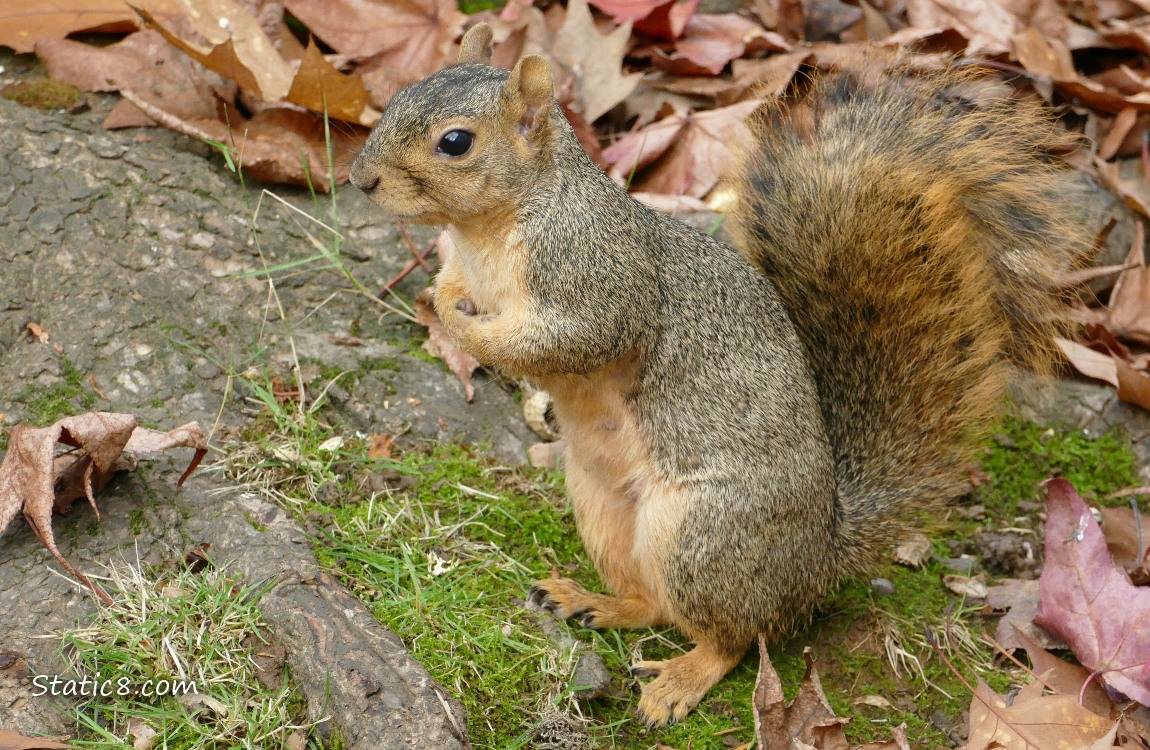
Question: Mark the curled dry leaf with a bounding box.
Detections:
[286,0,465,101]
[0,0,139,54]
[653,14,789,76]
[0,413,207,604]
[752,638,911,749]
[414,290,481,402]
[36,30,228,129]
[1034,479,1150,706]
[130,0,294,103]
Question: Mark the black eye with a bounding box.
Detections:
[436,129,474,157]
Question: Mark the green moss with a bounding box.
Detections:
[2,79,83,110]
[23,356,98,425]
[459,0,504,12]
[977,415,1139,518]
[128,508,148,535]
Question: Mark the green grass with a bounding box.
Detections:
[58,560,326,749]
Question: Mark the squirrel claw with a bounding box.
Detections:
[526,585,555,612]
[629,660,665,679]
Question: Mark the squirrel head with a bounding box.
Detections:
[351,23,557,227]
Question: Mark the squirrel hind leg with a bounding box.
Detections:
[635,638,747,727]
[528,577,668,629]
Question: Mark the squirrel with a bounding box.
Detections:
[350,23,1086,727]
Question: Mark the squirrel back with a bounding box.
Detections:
[729,66,1084,574]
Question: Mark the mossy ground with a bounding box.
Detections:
[218,388,1143,749]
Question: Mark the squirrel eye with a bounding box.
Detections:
[436,129,474,157]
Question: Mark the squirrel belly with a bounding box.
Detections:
[349,24,1087,728]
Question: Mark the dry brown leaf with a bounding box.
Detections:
[985,578,1067,651]
[653,14,789,76]
[414,290,481,402]
[0,729,76,749]
[284,38,377,125]
[752,639,911,749]
[634,0,699,40]
[36,30,227,129]
[118,89,364,190]
[967,678,1115,750]
[287,0,464,107]
[544,0,641,122]
[905,0,1017,55]
[368,434,395,460]
[752,642,850,748]
[1057,336,1120,388]
[603,98,761,198]
[0,414,207,604]
[0,0,140,54]
[1096,503,1150,585]
[130,0,294,103]
[1107,222,1150,345]
[1010,625,1113,718]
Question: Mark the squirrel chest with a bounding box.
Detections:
[445,227,531,317]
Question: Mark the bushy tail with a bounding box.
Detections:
[729,63,1088,574]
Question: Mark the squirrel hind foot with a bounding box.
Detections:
[635,641,745,727]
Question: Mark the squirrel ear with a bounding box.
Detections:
[458,23,493,65]
[505,55,554,140]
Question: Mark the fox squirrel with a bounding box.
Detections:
[350,23,1085,727]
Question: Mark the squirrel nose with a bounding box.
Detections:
[350,169,382,194]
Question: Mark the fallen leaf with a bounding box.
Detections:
[985,578,1067,651]
[634,0,699,39]
[0,0,139,54]
[894,532,932,568]
[1010,625,1113,718]
[904,0,1017,55]
[1108,222,1150,346]
[1034,479,1150,706]
[1096,503,1150,585]
[368,434,395,460]
[131,0,294,103]
[752,642,849,748]
[603,98,761,198]
[287,0,464,105]
[943,572,988,598]
[590,0,677,24]
[285,38,377,125]
[0,729,75,749]
[414,290,481,402]
[0,414,207,604]
[1057,337,1119,388]
[546,0,641,121]
[117,89,363,190]
[967,678,1115,750]
[36,30,227,129]
[654,14,789,76]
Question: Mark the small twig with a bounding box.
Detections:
[378,240,437,298]
[396,221,431,272]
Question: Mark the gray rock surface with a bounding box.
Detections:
[0,54,535,747]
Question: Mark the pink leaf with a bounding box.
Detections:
[1034,479,1150,706]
